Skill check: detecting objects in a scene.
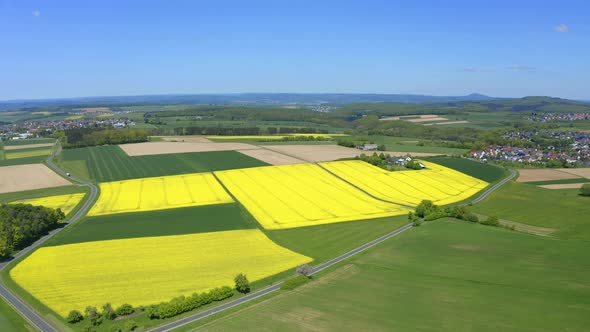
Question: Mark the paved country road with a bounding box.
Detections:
[0,142,99,332]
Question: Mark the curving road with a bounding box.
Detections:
[470,169,517,204]
[0,142,98,332]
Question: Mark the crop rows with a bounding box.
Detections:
[12,193,86,216]
[88,173,233,216]
[215,163,408,230]
[321,160,488,206]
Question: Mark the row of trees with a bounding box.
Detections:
[171,126,330,137]
[0,204,65,259]
[67,273,251,327]
[57,128,148,148]
[409,200,501,227]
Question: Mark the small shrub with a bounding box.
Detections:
[482,215,500,227]
[234,273,251,294]
[102,303,116,320]
[84,306,101,326]
[466,213,479,223]
[124,319,138,331]
[115,304,134,316]
[67,310,84,324]
[108,326,122,332]
[580,183,590,196]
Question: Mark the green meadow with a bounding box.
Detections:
[192,220,590,332]
[55,145,268,182]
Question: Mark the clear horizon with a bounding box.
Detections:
[1,0,588,100]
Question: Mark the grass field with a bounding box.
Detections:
[472,181,590,239]
[88,173,233,216]
[266,215,408,263]
[50,203,257,245]
[5,146,51,160]
[11,229,312,317]
[367,135,469,155]
[56,145,269,182]
[321,160,487,206]
[0,298,32,332]
[2,138,55,146]
[195,220,590,332]
[425,156,508,182]
[0,155,49,166]
[525,178,590,186]
[0,185,87,204]
[216,163,408,229]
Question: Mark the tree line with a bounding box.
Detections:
[0,204,65,259]
[56,128,148,148]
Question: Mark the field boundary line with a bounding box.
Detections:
[0,141,99,332]
[316,163,416,209]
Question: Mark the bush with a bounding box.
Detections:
[84,306,101,326]
[482,215,500,227]
[580,183,590,196]
[124,320,138,331]
[148,286,234,320]
[281,275,311,290]
[234,273,251,294]
[415,200,436,218]
[466,213,479,223]
[102,303,116,320]
[115,304,134,316]
[67,310,84,323]
[108,326,122,332]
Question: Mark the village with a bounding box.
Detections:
[469,130,590,166]
[525,112,590,122]
[0,117,135,141]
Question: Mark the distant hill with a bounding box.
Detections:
[338,96,590,115]
[0,93,502,111]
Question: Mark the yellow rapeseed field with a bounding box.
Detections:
[320,160,488,206]
[87,172,233,216]
[12,193,86,215]
[215,163,408,230]
[10,229,311,317]
[5,149,51,159]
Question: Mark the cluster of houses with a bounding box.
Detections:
[0,117,135,139]
[470,130,590,165]
[525,112,590,122]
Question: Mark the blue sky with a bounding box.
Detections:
[1,0,588,100]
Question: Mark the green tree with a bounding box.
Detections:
[115,304,134,316]
[482,215,500,226]
[234,273,251,294]
[102,303,116,320]
[580,184,590,197]
[67,310,84,324]
[84,306,101,326]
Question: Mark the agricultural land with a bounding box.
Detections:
[0,95,589,332]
